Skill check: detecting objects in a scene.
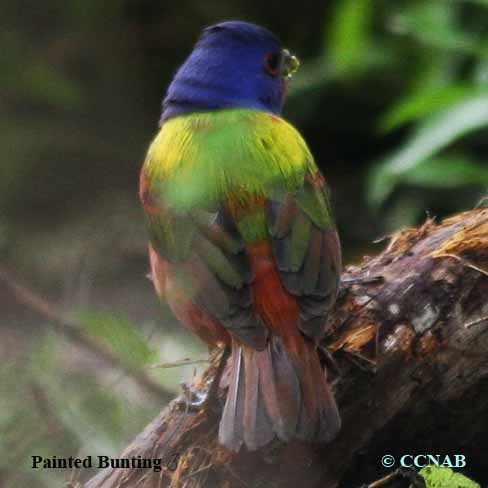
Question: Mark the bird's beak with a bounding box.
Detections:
[281,49,300,79]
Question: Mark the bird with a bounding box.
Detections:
[139,20,342,452]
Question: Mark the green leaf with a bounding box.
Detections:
[419,466,480,488]
[369,93,488,206]
[401,156,488,188]
[379,84,481,133]
[391,2,479,55]
[77,310,156,367]
[327,0,374,76]
[473,58,488,85]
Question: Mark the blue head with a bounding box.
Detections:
[161,21,299,122]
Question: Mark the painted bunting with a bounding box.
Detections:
[139,21,341,451]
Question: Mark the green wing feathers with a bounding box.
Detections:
[140,108,340,344]
[267,170,341,342]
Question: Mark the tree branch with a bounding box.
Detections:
[82,208,488,488]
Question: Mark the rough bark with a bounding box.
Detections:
[83,208,488,488]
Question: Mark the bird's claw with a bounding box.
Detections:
[176,383,207,412]
[176,347,230,414]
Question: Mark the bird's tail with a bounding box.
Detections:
[218,336,340,451]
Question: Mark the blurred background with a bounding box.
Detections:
[2,0,488,486]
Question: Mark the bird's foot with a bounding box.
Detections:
[176,346,230,414]
[202,346,230,413]
[176,383,207,412]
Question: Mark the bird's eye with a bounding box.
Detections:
[264,52,281,77]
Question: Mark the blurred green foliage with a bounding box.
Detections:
[1,312,203,487]
[79,310,157,367]
[2,0,488,486]
[287,0,488,230]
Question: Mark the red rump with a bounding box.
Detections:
[248,242,302,351]
[218,240,341,451]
